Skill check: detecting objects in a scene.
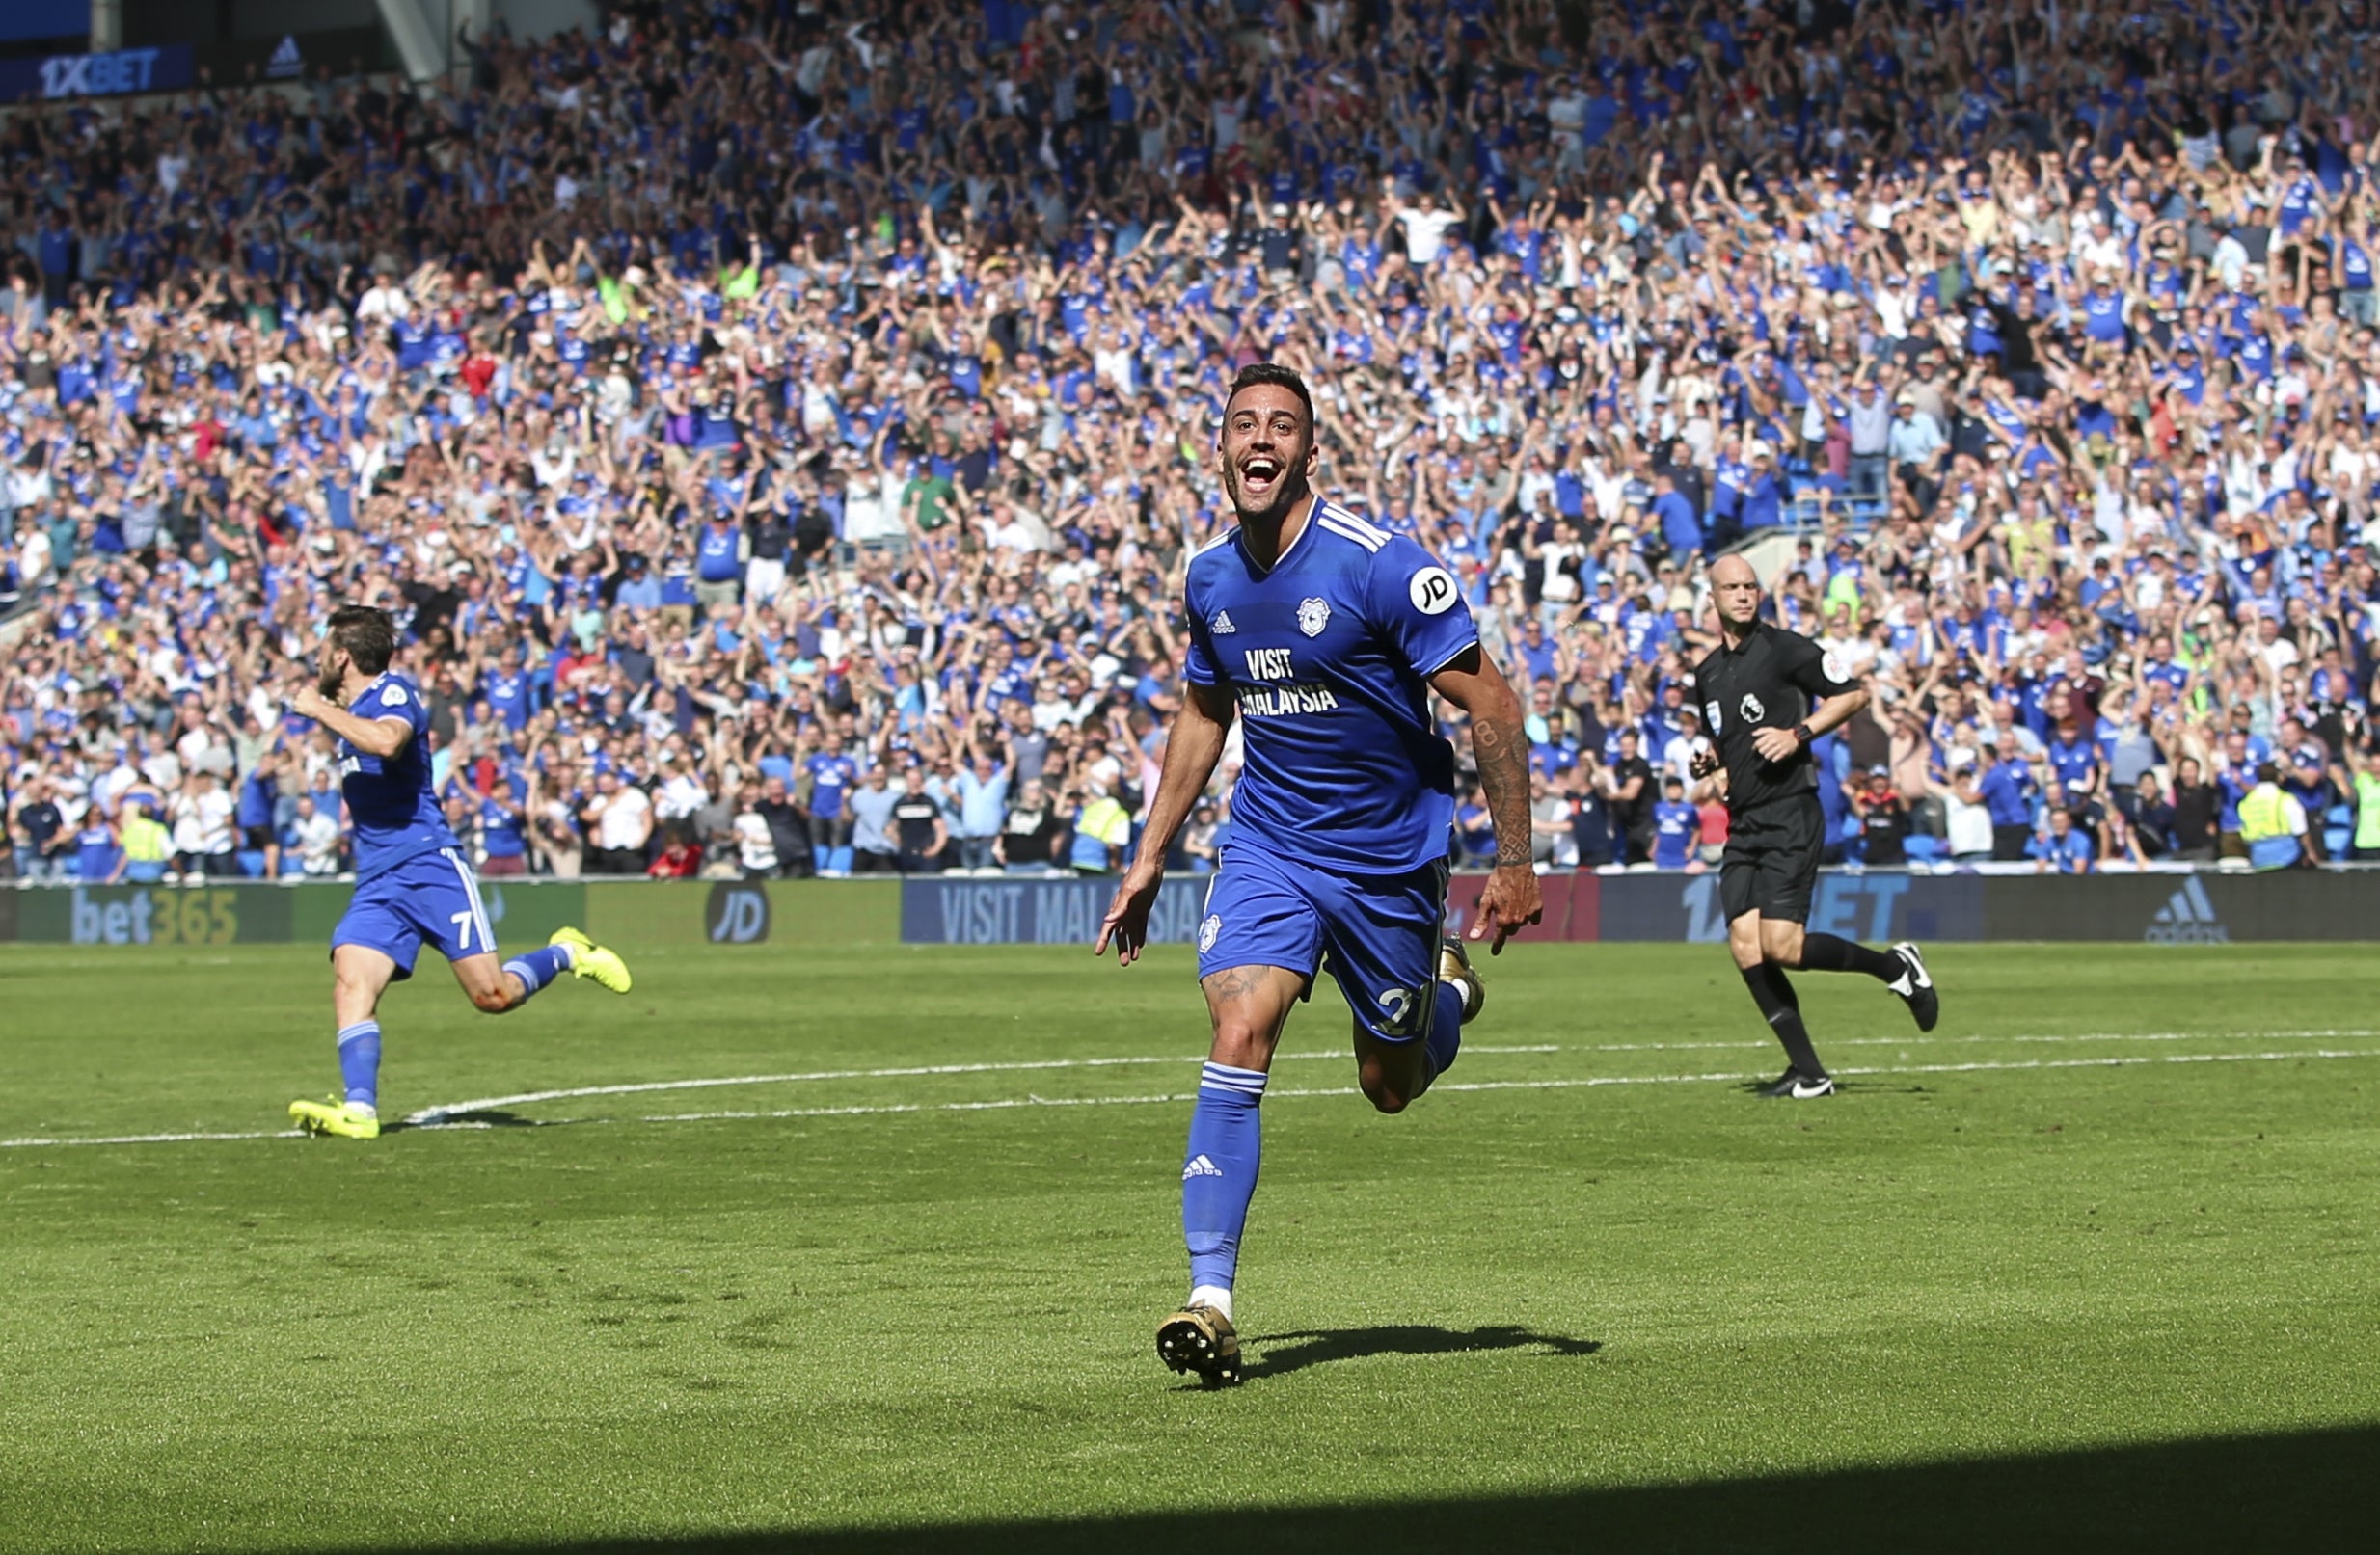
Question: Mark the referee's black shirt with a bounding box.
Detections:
[1691,620,1861,814]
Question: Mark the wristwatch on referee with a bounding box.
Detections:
[1792,721,1815,748]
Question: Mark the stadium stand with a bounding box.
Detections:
[2,0,2377,885]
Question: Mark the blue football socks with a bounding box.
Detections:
[1182,1061,1267,1296]
[501,943,575,1000]
[1420,978,1465,1088]
[337,1021,381,1111]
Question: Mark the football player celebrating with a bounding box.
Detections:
[286,605,631,1139]
[1097,364,1542,1385]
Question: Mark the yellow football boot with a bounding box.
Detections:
[289,1097,381,1139]
[549,926,632,994]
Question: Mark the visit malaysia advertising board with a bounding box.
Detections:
[900,876,1213,947]
[898,871,2380,947]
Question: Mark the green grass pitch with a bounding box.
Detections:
[2,940,2375,1553]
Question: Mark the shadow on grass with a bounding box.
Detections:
[1246,1323,1602,1380]
[354,1422,2379,1554]
[384,1111,552,1133]
[1730,1077,1883,1097]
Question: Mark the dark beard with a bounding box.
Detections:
[1225,465,1307,524]
[317,660,345,700]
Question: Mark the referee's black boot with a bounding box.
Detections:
[1759,1069,1836,1100]
[1887,942,1939,1032]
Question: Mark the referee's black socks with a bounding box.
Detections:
[1798,933,1902,981]
[1741,964,1826,1077]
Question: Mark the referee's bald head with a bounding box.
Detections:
[1709,553,1762,628]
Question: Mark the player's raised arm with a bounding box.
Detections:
[1095,680,1234,965]
[291,682,415,759]
[1428,645,1543,953]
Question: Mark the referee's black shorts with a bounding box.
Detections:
[1720,793,1825,925]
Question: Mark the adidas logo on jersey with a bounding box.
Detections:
[2145,876,2230,944]
[1210,610,1236,635]
[267,35,303,77]
[1182,1154,1224,1180]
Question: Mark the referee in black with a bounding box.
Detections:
[1689,554,1939,1097]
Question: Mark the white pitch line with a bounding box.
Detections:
[412,1029,2376,1121]
[0,1127,307,1148]
[1850,1028,2380,1047]
[1440,1049,2380,1090]
[1533,1028,2380,1054]
[6,1041,2375,1152]
[400,1045,1562,1125]
[629,1048,2380,1126]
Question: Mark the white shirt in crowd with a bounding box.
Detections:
[593,784,653,850]
[171,784,234,856]
[655,770,710,821]
[1395,205,1463,264]
[296,809,343,874]
[733,811,777,871]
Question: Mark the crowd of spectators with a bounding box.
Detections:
[6,0,2380,889]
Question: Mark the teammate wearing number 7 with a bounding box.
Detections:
[284,606,631,1140]
[1096,364,1543,1385]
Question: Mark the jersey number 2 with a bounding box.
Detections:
[1375,986,1425,1036]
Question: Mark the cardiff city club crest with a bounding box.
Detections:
[1297,597,1332,637]
[1740,693,1766,723]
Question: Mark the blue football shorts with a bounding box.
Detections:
[332,846,498,980]
[1194,846,1450,1043]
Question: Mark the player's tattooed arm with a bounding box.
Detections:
[1428,646,1544,952]
[1469,702,1534,869]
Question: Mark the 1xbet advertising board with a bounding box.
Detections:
[0,44,192,102]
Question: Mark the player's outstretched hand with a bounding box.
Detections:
[1690,746,1720,780]
[1468,864,1544,956]
[1095,861,1164,966]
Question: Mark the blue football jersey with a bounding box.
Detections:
[1183,499,1478,871]
[338,672,461,879]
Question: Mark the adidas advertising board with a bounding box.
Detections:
[2145,876,2230,945]
[191,26,389,87]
